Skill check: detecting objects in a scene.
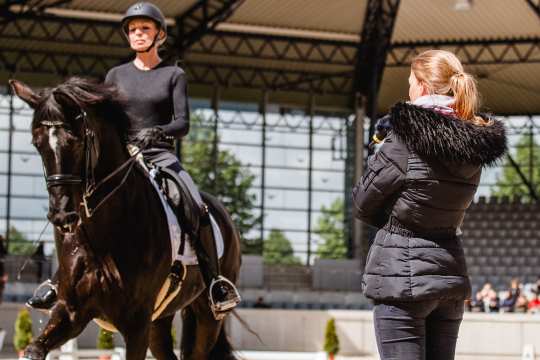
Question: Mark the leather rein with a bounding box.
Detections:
[41,111,140,220]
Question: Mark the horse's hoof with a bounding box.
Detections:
[23,344,46,360]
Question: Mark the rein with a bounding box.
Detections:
[41,111,141,221]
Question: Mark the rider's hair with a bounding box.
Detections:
[411,50,489,126]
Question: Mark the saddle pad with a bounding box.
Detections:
[146,168,224,266]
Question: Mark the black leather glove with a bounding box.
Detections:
[368,114,392,151]
[132,127,165,149]
[374,114,392,143]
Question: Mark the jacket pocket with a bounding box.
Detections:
[362,154,386,189]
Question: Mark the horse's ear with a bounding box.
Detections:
[9,79,40,109]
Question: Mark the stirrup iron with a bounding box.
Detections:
[208,276,241,320]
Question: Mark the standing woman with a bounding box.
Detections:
[353,50,506,360]
[27,2,241,319]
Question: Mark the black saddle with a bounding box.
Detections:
[152,166,201,237]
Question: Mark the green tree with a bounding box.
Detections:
[96,328,114,350]
[492,134,540,200]
[263,229,301,265]
[183,113,261,253]
[13,308,33,352]
[315,198,347,260]
[323,318,340,358]
[7,226,34,256]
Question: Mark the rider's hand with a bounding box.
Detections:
[133,127,165,149]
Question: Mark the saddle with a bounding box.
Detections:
[152,166,201,238]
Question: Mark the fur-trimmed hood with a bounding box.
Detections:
[389,102,507,167]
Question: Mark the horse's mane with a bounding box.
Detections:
[35,76,130,139]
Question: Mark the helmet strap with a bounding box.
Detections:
[136,33,160,53]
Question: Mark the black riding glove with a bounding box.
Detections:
[133,127,165,149]
[374,114,392,143]
[368,114,392,151]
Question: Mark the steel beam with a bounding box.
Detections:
[185,61,352,94]
[191,30,357,66]
[354,0,400,100]
[388,37,540,66]
[173,0,245,54]
[0,46,353,94]
[0,13,124,47]
[526,0,540,19]
[0,46,122,76]
[0,12,539,69]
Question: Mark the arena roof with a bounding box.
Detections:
[1,0,539,116]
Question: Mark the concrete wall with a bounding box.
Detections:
[238,255,264,288]
[312,259,363,292]
[2,303,540,359]
[227,310,540,359]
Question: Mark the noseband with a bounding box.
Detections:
[40,110,139,220]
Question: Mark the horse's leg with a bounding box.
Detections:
[181,294,236,360]
[148,314,177,360]
[23,302,91,360]
[123,312,152,360]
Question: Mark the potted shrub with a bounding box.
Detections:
[171,324,177,349]
[96,328,115,360]
[323,318,340,360]
[13,308,33,357]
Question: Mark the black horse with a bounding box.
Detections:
[9,78,241,360]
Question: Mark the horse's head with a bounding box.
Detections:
[9,78,129,234]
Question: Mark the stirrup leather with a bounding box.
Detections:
[208,276,241,320]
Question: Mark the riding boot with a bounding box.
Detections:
[158,162,241,319]
[27,278,58,310]
[194,212,241,320]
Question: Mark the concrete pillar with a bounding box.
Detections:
[352,94,366,262]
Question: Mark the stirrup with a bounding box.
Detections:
[208,276,241,320]
[27,279,58,313]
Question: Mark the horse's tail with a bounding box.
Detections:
[180,304,237,359]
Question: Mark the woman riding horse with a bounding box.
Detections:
[27,1,240,319]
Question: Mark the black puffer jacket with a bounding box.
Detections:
[353,102,507,301]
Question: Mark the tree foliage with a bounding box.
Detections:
[315,198,347,260]
[7,226,34,256]
[263,229,301,265]
[323,318,340,356]
[492,134,540,200]
[13,308,33,352]
[182,113,261,253]
[96,328,115,350]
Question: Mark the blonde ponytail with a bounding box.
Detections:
[411,50,489,126]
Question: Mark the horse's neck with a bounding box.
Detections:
[94,131,129,180]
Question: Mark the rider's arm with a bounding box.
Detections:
[157,69,190,138]
[352,132,407,228]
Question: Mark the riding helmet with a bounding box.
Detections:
[121,2,167,37]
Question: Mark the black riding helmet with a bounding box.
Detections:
[121,2,167,52]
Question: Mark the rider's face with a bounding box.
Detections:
[128,18,162,52]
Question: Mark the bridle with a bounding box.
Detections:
[40,109,140,221]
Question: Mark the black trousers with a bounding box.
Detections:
[373,299,464,360]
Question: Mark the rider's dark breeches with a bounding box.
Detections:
[143,149,220,287]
